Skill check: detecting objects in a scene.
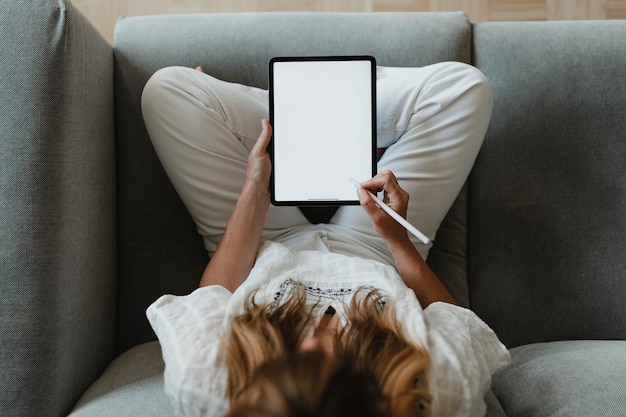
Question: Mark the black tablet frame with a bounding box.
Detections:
[268,55,377,206]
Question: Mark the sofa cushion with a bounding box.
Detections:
[484,389,507,417]
[470,21,626,347]
[492,340,626,417]
[70,341,174,417]
[113,11,475,353]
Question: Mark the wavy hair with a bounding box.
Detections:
[221,284,431,417]
[340,289,431,416]
[225,350,389,417]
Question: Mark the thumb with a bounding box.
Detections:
[252,119,272,154]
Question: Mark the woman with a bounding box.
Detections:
[142,62,510,417]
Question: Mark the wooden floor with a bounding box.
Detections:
[73,0,626,44]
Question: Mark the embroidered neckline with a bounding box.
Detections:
[271,278,384,313]
[272,278,360,305]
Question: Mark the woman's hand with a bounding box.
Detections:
[199,119,273,290]
[357,170,456,306]
[245,119,272,196]
[357,170,411,247]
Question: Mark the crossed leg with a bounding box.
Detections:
[141,66,309,255]
[328,63,492,263]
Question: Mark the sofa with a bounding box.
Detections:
[1,1,625,416]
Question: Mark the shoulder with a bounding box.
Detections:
[423,302,510,367]
[423,302,511,417]
[147,285,232,327]
[146,285,233,416]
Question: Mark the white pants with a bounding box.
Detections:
[141,62,492,266]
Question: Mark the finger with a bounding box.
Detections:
[361,170,399,194]
[252,119,272,155]
[357,187,382,218]
[361,171,409,218]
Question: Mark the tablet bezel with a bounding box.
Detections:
[268,55,377,206]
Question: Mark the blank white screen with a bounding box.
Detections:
[271,59,374,203]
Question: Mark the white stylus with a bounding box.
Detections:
[349,178,431,245]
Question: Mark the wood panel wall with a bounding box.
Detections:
[72,0,626,44]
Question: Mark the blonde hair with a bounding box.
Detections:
[341,289,431,416]
[221,284,431,417]
[226,350,389,417]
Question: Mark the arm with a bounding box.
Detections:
[198,119,272,291]
[357,171,456,307]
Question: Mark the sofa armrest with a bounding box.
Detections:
[0,1,115,416]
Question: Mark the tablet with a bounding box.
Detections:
[269,56,377,206]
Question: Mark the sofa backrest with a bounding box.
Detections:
[113,11,474,353]
[471,21,626,348]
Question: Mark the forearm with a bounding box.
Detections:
[199,119,272,291]
[386,237,457,307]
[199,182,269,290]
[356,171,456,307]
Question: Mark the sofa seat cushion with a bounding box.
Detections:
[492,340,626,417]
[69,341,173,417]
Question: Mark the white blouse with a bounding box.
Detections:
[147,241,510,417]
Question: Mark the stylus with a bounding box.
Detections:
[349,178,431,245]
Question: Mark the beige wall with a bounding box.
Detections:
[72,0,626,45]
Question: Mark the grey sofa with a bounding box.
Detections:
[1,1,625,416]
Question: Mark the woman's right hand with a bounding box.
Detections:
[358,170,456,306]
[357,170,411,246]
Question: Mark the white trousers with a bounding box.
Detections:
[141,62,492,266]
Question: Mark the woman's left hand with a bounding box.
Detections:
[199,119,273,290]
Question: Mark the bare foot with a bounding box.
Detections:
[195,66,204,72]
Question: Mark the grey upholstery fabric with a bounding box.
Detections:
[493,341,626,417]
[470,21,626,348]
[70,341,174,417]
[0,1,115,416]
[113,11,474,353]
[484,389,508,417]
[427,182,471,307]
